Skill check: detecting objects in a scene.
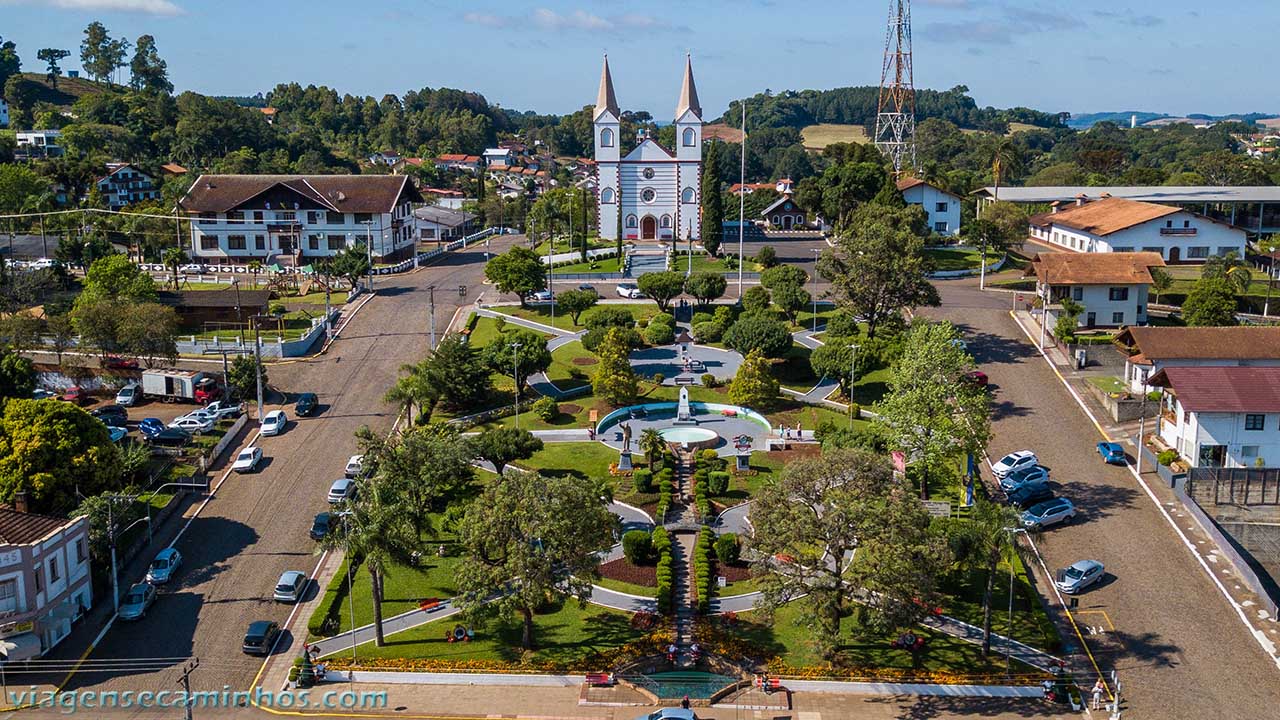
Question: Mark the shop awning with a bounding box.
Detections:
[0,633,43,662]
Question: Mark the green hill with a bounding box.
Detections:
[15,72,120,107]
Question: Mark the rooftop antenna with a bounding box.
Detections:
[874,0,917,176]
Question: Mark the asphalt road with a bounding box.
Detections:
[46,235,524,700]
[924,277,1280,720]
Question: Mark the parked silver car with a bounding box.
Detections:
[999,464,1050,492]
[273,570,308,603]
[118,582,157,620]
[1055,559,1105,594]
[1020,497,1077,530]
[145,548,182,585]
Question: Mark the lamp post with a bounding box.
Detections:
[737,97,746,299]
[1265,245,1276,318]
[1003,527,1030,676]
[686,221,693,277]
[811,248,821,332]
[512,342,522,431]
[1136,380,1151,473]
[232,277,244,345]
[338,510,358,669]
[361,220,374,293]
[848,343,859,428]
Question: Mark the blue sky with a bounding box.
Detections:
[3,0,1274,119]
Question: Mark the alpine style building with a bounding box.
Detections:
[594,55,703,242]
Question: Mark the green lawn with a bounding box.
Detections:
[532,237,611,255]
[767,400,857,430]
[773,344,820,392]
[552,256,623,274]
[287,289,349,306]
[465,315,552,349]
[940,561,1060,652]
[188,313,316,342]
[334,554,463,633]
[502,303,659,331]
[334,599,648,667]
[594,576,658,597]
[1086,375,1128,395]
[547,341,596,391]
[926,247,1002,272]
[515,441,618,480]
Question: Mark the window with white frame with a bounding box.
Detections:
[1109,287,1129,301]
[1245,414,1265,431]
[600,128,614,147]
[327,235,345,250]
[600,188,615,204]
[1188,246,1210,258]
[935,202,948,212]
[48,557,59,583]
[682,128,696,146]
[660,215,671,229]
[934,221,948,233]
[681,187,695,204]
[626,215,638,228]
[1112,311,1124,324]
[199,236,218,251]
[0,579,15,614]
[1072,287,1083,301]
[227,235,247,250]
[1217,247,1237,256]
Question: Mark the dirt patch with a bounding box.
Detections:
[572,357,598,366]
[768,446,823,463]
[599,557,658,587]
[560,403,583,415]
[718,562,753,583]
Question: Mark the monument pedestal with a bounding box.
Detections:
[618,451,633,472]
[674,385,698,425]
[736,453,750,472]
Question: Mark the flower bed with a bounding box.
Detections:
[599,557,658,587]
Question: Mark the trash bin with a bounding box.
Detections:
[1075,349,1087,370]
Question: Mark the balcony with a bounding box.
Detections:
[1159,227,1197,236]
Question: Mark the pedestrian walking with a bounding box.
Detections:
[1091,679,1105,709]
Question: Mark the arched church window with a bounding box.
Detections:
[682,128,696,147]
[660,215,672,228]
[600,128,614,147]
[681,187,696,204]
[600,188,615,204]
[626,214,638,228]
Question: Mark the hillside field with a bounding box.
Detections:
[801,123,871,149]
[15,72,116,107]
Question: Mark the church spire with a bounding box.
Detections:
[675,53,702,120]
[594,54,620,121]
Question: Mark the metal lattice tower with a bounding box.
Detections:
[874,0,916,175]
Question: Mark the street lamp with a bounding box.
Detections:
[1265,245,1276,318]
[810,248,821,332]
[511,342,522,431]
[1003,526,1030,677]
[360,220,374,293]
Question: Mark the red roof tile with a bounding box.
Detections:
[1149,367,1280,413]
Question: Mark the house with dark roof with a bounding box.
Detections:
[414,206,478,243]
[760,194,809,230]
[1027,251,1166,330]
[1114,326,1280,393]
[1149,366,1280,468]
[0,497,92,662]
[1027,196,1246,263]
[158,289,272,330]
[178,174,423,264]
[898,177,962,236]
[95,163,161,211]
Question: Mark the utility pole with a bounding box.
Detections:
[737,98,746,299]
[253,319,264,421]
[512,342,522,431]
[811,248,821,332]
[176,658,199,720]
[426,285,437,350]
[1038,268,1049,350]
[874,0,917,175]
[362,220,374,293]
[1136,381,1150,473]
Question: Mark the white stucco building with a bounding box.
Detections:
[1115,327,1280,394]
[1151,366,1280,468]
[1028,197,1246,263]
[1028,251,1165,330]
[594,55,702,242]
[898,178,961,236]
[0,502,93,663]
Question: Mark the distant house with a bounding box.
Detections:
[15,130,63,159]
[1027,196,1246,263]
[0,498,93,661]
[1026,251,1166,330]
[483,148,514,168]
[95,163,161,211]
[1149,366,1280,468]
[160,163,188,177]
[368,150,401,167]
[259,107,278,124]
[179,174,423,263]
[158,289,272,330]
[1114,326,1280,393]
[760,194,808,230]
[433,154,482,172]
[391,157,424,175]
[728,182,775,195]
[414,205,478,243]
[898,178,961,236]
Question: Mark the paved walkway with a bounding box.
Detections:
[922,613,1063,673]
[794,327,842,402]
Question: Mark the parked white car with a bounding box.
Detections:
[615,283,645,299]
[273,570,308,603]
[344,455,364,478]
[169,416,215,433]
[232,447,263,473]
[28,258,56,270]
[180,263,206,274]
[260,410,287,436]
[202,400,243,420]
[115,383,141,407]
[991,450,1038,479]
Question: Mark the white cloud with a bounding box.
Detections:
[4,0,183,14]
[464,7,669,33]
[462,12,508,28]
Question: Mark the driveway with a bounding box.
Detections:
[923,276,1280,720]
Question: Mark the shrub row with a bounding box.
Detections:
[653,527,675,615]
[307,555,360,637]
[693,527,714,614]
[622,529,653,565]
[654,467,676,520]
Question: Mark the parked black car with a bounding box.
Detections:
[1007,480,1054,509]
[91,405,129,427]
[310,512,333,540]
[295,392,318,417]
[147,427,192,447]
[241,620,280,655]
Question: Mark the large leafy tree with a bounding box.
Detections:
[818,204,940,339]
[771,282,811,324]
[116,302,179,367]
[36,49,70,89]
[724,313,791,359]
[876,322,990,500]
[0,350,35,402]
[749,448,949,659]
[356,424,475,536]
[482,328,552,383]
[684,271,726,307]
[0,399,121,514]
[952,498,1032,657]
[0,36,19,88]
[964,201,1026,289]
[636,271,686,312]
[728,348,779,410]
[1201,251,1253,294]
[330,243,372,291]
[592,326,638,407]
[128,34,171,94]
[1183,276,1239,327]
[456,471,615,649]
[80,22,129,85]
[227,355,263,399]
[384,360,433,423]
[484,246,546,307]
[421,333,492,413]
[555,288,597,325]
[78,255,156,303]
[470,427,543,477]
[700,141,724,255]
[0,165,54,217]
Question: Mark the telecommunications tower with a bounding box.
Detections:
[874,0,916,175]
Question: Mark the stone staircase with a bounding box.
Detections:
[627,249,668,278]
[667,449,700,667]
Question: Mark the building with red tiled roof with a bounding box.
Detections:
[898,177,961,236]
[1114,326,1280,393]
[1149,366,1280,468]
[1026,252,1165,331]
[0,499,93,661]
[1027,196,1246,263]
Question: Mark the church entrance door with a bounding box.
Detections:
[641,216,657,240]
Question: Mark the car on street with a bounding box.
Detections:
[310,512,333,540]
[242,620,280,655]
[28,258,56,270]
[529,290,552,302]
[180,263,206,274]
[260,410,287,436]
[147,427,192,447]
[138,417,166,438]
[577,284,599,297]
[1097,442,1126,465]
[344,455,364,478]
[32,388,56,400]
[145,548,182,585]
[202,400,243,420]
[1021,497,1077,530]
[327,478,355,504]
[108,427,128,443]
[273,570,308,603]
[1006,480,1054,509]
[115,383,141,407]
[1055,559,1105,594]
[232,447,263,473]
[295,392,318,417]
[169,416,215,433]
[615,283,645,299]
[103,355,140,370]
[998,464,1050,492]
[118,582,157,621]
[635,710,696,720]
[61,386,88,405]
[991,450,1038,479]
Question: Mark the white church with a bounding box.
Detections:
[594,55,703,242]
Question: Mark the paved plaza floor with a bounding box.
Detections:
[599,406,769,457]
[630,344,742,385]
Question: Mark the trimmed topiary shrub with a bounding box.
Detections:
[693,321,723,343]
[708,471,730,495]
[644,321,676,345]
[533,396,559,422]
[701,373,717,388]
[714,533,740,564]
[633,468,654,493]
[692,311,714,326]
[622,530,653,565]
[651,312,676,327]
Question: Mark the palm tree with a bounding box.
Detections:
[247,260,263,289]
[162,247,187,291]
[639,428,665,471]
[1202,251,1253,294]
[383,360,434,424]
[962,498,1036,657]
[989,138,1024,205]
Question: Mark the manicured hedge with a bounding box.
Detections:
[307,555,358,637]
[653,527,674,615]
[693,528,714,614]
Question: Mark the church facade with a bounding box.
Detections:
[593,55,703,242]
